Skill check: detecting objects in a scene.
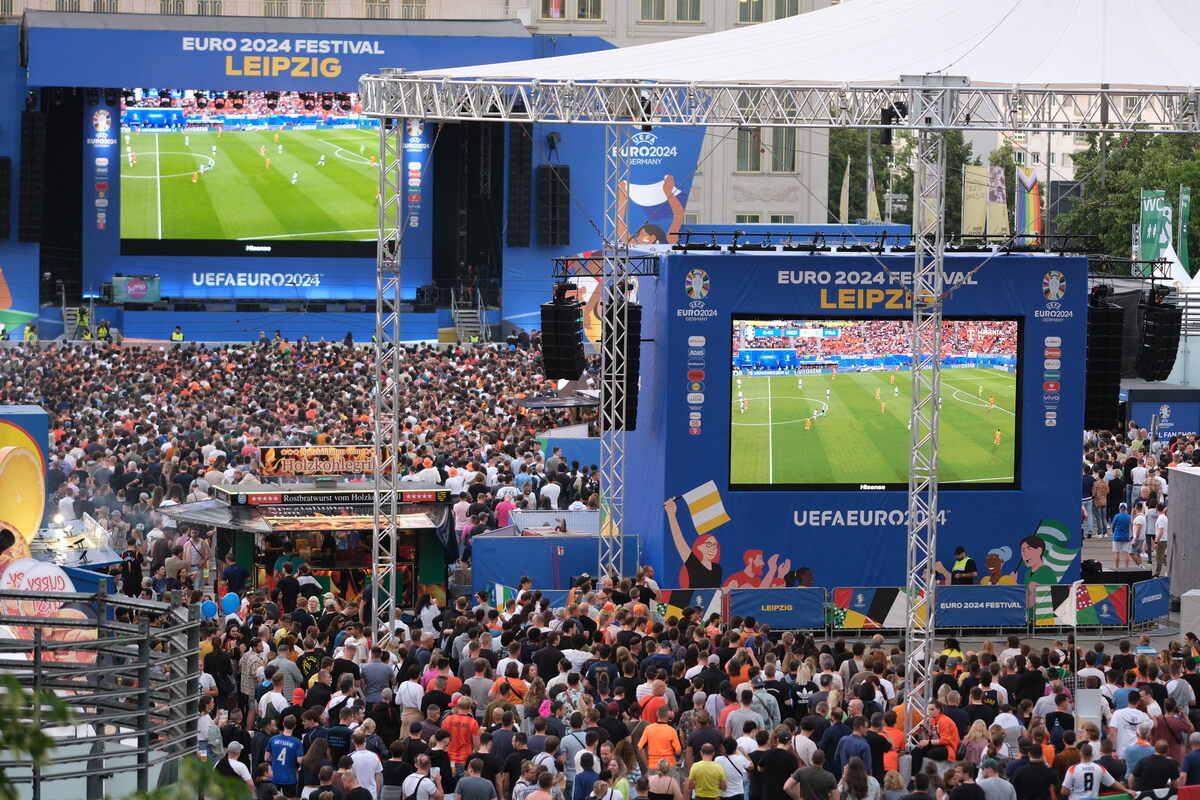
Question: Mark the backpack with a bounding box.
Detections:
[262,696,283,729]
[405,774,430,800]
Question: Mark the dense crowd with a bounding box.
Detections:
[183,581,1200,800]
[124,90,363,118]
[0,340,596,586]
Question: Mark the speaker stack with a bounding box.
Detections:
[537,164,570,247]
[18,111,45,243]
[1134,289,1183,381]
[506,124,532,247]
[602,300,642,431]
[540,297,587,380]
[1084,291,1124,430]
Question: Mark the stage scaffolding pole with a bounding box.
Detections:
[371,87,405,644]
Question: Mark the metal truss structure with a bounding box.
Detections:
[360,77,1200,135]
[598,124,633,578]
[361,65,1196,714]
[371,110,405,643]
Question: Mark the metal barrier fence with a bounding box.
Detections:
[0,587,200,800]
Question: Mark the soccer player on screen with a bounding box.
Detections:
[797,376,802,389]
[805,417,812,430]
[875,387,881,400]
[880,401,886,414]
[890,374,895,385]
[277,144,283,154]
[192,171,198,183]
[978,385,983,397]
[211,145,217,156]
[260,145,266,157]
[184,135,190,146]
[825,387,830,400]
[318,154,326,166]
[291,172,299,185]
[994,429,1002,447]
[894,386,899,397]
[988,396,996,411]
[274,132,280,144]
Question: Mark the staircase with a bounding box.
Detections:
[62,307,85,340]
[450,293,489,343]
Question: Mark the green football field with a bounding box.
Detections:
[119,128,378,241]
[729,367,1018,486]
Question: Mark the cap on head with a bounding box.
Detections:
[954,546,965,555]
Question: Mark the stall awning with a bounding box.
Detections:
[159,497,446,533]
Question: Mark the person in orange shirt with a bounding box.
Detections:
[640,681,669,722]
[442,697,481,772]
[639,705,682,768]
[880,710,906,774]
[910,701,959,774]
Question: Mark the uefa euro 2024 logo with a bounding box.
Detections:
[1043,270,1066,301]
[1159,404,1172,422]
[405,120,424,137]
[685,269,709,300]
[92,109,111,134]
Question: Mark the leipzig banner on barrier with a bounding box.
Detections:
[935,585,1027,627]
[727,588,825,630]
[1132,578,1170,623]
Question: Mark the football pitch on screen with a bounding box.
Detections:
[729,367,1017,486]
[119,128,380,241]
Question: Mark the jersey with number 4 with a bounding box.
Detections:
[1062,761,1114,800]
[267,733,302,785]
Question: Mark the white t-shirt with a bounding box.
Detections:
[1132,514,1146,542]
[1156,515,1169,543]
[541,482,561,507]
[350,749,384,798]
[793,733,818,766]
[401,772,440,800]
[224,757,252,782]
[1062,760,1115,800]
[1109,706,1151,756]
[716,753,751,798]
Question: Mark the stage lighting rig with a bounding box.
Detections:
[1088,283,1113,306]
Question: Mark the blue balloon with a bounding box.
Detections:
[221,593,240,615]
[200,600,218,619]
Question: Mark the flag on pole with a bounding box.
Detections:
[1139,189,1172,275]
[1015,167,1042,245]
[961,164,988,237]
[986,165,1011,237]
[866,150,881,223]
[1179,186,1191,275]
[490,583,517,609]
[839,158,851,224]
[681,480,731,535]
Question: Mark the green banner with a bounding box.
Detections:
[1139,189,1172,275]
[1180,186,1192,276]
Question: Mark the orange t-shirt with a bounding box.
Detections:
[641,722,682,766]
[883,727,905,772]
[491,677,528,703]
[442,712,480,763]
[641,695,667,722]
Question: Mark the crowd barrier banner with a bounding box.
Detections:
[1038,583,1130,627]
[1132,578,1170,623]
[829,587,921,629]
[727,588,826,630]
[935,585,1027,627]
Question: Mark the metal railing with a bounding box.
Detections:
[0,587,200,799]
[9,0,529,19]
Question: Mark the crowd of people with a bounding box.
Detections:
[124,89,364,118]
[184,574,1200,800]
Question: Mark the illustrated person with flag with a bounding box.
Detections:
[663,492,725,609]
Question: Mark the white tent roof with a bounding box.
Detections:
[416,0,1200,89]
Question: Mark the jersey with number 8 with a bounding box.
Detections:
[1062,761,1114,800]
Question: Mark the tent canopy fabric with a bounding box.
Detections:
[412,0,1200,89]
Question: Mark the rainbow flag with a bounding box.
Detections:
[1015,167,1042,245]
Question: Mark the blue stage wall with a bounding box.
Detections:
[0,26,43,327]
[627,252,1087,610]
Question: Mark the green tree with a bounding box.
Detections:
[888,130,979,236]
[1056,133,1200,270]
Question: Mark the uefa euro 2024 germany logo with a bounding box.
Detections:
[685,269,709,300]
[92,109,111,134]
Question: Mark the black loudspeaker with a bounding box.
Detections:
[1084,302,1124,430]
[1080,565,1152,586]
[0,157,11,240]
[540,301,587,380]
[602,301,642,431]
[1134,302,1183,381]
[506,124,532,247]
[537,164,570,247]
[18,112,46,243]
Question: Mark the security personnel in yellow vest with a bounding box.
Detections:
[96,322,110,341]
[22,322,36,343]
[950,546,978,584]
[170,326,184,343]
[79,327,93,341]
[77,307,89,333]
[0,323,7,341]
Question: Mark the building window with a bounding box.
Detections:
[676,0,700,21]
[1122,96,1140,114]
[683,212,700,225]
[365,0,389,17]
[541,0,565,18]
[398,0,425,16]
[1073,131,1089,145]
[771,128,797,172]
[1013,151,1025,165]
[774,0,799,17]
[159,0,184,11]
[1048,152,1056,165]
[770,213,796,224]
[640,0,665,20]
[299,0,325,16]
[735,213,761,224]
[577,0,602,19]
[736,128,762,172]
[263,0,287,14]
[737,0,763,23]
[1031,152,1040,164]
